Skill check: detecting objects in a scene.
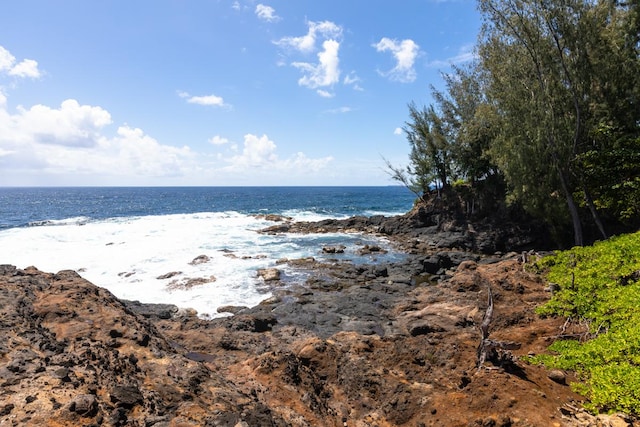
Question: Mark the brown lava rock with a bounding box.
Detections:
[0,205,617,426]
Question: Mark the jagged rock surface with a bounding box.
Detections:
[1,203,635,426]
[2,256,613,426]
[0,265,281,427]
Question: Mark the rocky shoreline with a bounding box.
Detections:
[1,206,635,426]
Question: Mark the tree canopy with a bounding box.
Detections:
[393,0,640,246]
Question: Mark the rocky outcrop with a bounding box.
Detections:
[0,204,628,426]
[1,255,610,426]
[0,265,282,427]
[260,203,550,255]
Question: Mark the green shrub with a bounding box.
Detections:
[532,231,640,414]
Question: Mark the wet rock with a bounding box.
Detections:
[257,268,281,282]
[322,245,346,254]
[358,244,387,255]
[156,271,182,279]
[189,254,210,265]
[166,275,216,291]
[217,305,249,315]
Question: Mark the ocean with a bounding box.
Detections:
[0,187,415,318]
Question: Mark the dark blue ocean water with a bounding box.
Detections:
[0,186,416,230]
[0,186,416,316]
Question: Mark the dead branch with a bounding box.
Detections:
[477,283,521,370]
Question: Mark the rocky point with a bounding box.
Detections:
[0,204,636,426]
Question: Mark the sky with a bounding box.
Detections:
[0,0,480,186]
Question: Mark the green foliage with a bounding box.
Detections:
[533,231,640,414]
[404,102,453,193]
[577,130,640,224]
[393,0,640,244]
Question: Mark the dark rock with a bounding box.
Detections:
[156,271,182,280]
[122,300,178,320]
[217,305,249,315]
[189,255,210,265]
[53,367,71,381]
[408,321,445,336]
[0,404,14,416]
[422,256,441,274]
[0,265,17,276]
[322,245,346,254]
[185,352,215,363]
[110,385,143,408]
[70,394,98,417]
[228,314,277,332]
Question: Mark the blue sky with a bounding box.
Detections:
[0,0,480,186]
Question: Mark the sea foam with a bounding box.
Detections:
[0,211,399,318]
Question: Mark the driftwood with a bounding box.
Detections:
[477,284,521,369]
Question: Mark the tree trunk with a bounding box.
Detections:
[557,165,583,246]
[583,185,608,240]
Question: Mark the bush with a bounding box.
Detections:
[532,231,640,414]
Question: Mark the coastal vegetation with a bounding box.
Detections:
[389,0,640,416]
[390,0,640,247]
[531,231,640,414]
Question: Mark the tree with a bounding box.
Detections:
[477,0,633,246]
[398,102,453,196]
[576,1,640,226]
[432,64,500,186]
[391,0,639,243]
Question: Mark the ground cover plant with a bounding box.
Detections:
[532,231,640,414]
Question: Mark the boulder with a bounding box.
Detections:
[257,268,281,281]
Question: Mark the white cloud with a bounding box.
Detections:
[394,127,403,135]
[255,4,280,22]
[11,99,112,147]
[232,1,241,11]
[229,134,277,168]
[97,126,193,177]
[292,39,340,91]
[224,133,333,174]
[0,98,195,180]
[178,91,227,107]
[0,88,333,184]
[209,135,229,145]
[324,106,352,114]
[316,89,334,98]
[0,47,13,71]
[275,21,344,96]
[9,59,41,79]
[343,72,363,91]
[373,37,420,83]
[0,46,41,79]
[274,20,341,54]
[281,152,334,173]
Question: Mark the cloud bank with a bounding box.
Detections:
[0,92,333,184]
